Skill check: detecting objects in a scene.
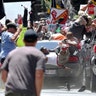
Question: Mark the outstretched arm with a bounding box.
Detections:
[11,27,22,41]
[23,8,28,27]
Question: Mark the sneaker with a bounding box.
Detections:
[78,86,86,92]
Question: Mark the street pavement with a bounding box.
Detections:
[41,89,96,96]
[0,88,96,96]
[41,77,96,96]
[0,77,96,96]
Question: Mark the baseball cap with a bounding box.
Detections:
[7,22,17,29]
[24,29,38,42]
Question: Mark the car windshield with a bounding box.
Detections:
[36,40,60,50]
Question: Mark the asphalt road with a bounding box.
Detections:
[0,77,96,96]
[0,87,96,96]
[41,89,96,96]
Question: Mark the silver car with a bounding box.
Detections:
[36,40,83,79]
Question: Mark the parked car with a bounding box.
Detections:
[36,40,83,80]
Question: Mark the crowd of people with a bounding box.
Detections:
[0,0,96,96]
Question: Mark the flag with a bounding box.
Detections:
[50,8,68,24]
[51,0,56,8]
[0,0,5,20]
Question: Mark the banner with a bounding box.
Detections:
[0,0,6,19]
[50,8,68,24]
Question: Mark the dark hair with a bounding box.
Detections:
[6,23,17,30]
[24,29,38,43]
[5,19,11,26]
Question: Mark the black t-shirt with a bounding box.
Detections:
[68,22,87,40]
